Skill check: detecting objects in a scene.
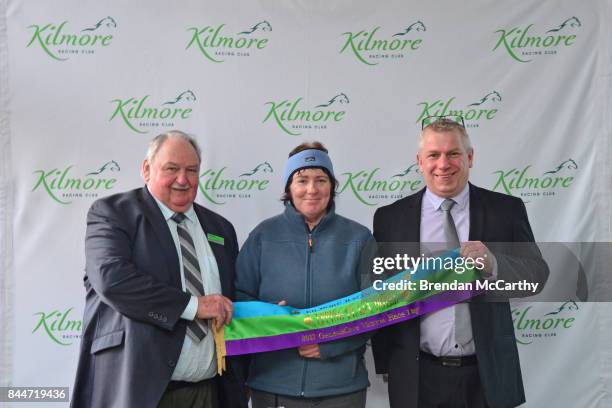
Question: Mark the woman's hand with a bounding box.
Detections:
[278,299,321,359]
[298,343,321,359]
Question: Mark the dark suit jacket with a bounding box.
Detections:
[371,184,549,408]
[71,187,246,408]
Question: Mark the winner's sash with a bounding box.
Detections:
[213,250,483,374]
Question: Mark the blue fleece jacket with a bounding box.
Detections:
[235,203,375,398]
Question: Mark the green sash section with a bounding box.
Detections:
[225,266,479,340]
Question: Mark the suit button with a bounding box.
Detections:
[168,360,176,367]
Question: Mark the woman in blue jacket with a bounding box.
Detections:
[235,141,375,408]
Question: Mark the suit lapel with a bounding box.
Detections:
[402,188,425,242]
[194,206,232,296]
[404,189,425,332]
[468,184,487,309]
[139,187,182,288]
[468,183,485,241]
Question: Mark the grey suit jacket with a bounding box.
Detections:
[71,187,246,408]
[371,184,549,408]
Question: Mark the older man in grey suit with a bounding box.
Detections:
[71,131,247,408]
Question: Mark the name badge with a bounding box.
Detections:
[207,233,225,245]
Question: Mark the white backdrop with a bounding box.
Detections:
[1,1,612,407]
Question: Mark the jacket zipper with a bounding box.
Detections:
[300,231,314,396]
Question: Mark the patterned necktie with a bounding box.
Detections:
[172,213,207,341]
[440,199,472,347]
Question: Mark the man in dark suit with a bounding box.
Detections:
[71,131,247,408]
[372,118,548,408]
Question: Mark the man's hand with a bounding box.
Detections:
[298,344,321,359]
[196,294,233,329]
[461,241,495,277]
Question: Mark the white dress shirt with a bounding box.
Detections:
[151,192,221,381]
[419,184,475,357]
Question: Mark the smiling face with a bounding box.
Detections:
[142,137,200,212]
[417,129,473,198]
[289,168,331,226]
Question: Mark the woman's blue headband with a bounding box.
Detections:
[283,149,335,187]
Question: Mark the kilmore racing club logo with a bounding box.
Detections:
[198,162,273,205]
[109,90,196,134]
[186,20,271,63]
[263,93,350,136]
[416,91,502,128]
[32,160,120,205]
[512,301,579,345]
[491,158,578,202]
[338,163,423,206]
[493,16,581,63]
[26,16,117,61]
[340,21,426,66]
[32,307,82,346]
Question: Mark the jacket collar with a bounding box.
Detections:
[283,202,335,233]
[403,183,486,242]
[141,186,233,296]
[423,183,470,212]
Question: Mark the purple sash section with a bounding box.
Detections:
[225,289,479,356]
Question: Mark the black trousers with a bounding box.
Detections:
[158,378,218,408]
[418,354,489,408]
[250,388,366,408]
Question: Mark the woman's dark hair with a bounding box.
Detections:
[281,141,338,211]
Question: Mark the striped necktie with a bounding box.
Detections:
[172,212,207,341]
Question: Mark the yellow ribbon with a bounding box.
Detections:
[212,321,227,376]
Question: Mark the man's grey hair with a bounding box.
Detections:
[145,130,202,164]
[419,118,473,152]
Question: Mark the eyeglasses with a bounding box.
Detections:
[421,115,465,130]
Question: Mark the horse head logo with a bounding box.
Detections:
[239,162,274,177]
[314,93,350,108]
[546,17,581,33]
[162,90,197,105]
[543,159,578,175]
[86,160,120,176]
[467,91,502,107]
[544,301,579,316]
[391,163,421,178]
[392,21,427,37]
[238,20,273,35]
[82,16,117,32]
